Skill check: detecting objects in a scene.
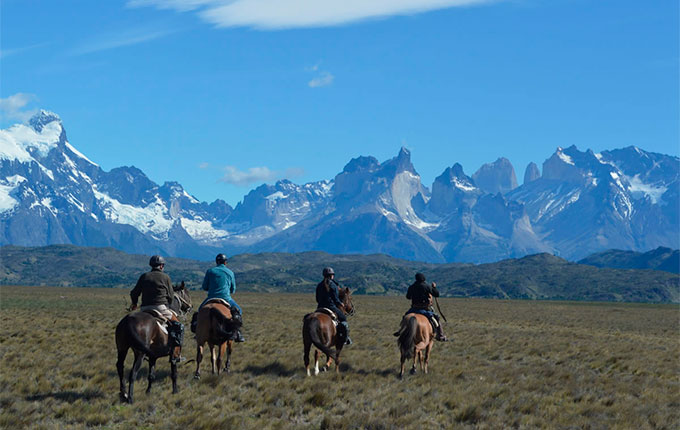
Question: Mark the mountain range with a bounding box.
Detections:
[1,111,678,263]
[1,244,678,303]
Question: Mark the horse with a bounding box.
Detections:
[115,281,192,403]
[193,300,242,379]
[302,287,354,376]
[396,313,434,378]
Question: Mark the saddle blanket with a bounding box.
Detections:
[203,298,231,308]
[315,308,339,327]
[156,321,168,335]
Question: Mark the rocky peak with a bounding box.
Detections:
[524,162,540,184]
[472,157,518,195]
[28,110,62,133]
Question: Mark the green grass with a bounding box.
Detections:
[1,286,678,429]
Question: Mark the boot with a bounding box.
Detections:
[433,315,447,342]
[230,308,245,342]
[340,321,352,345]
[190,312,198,333]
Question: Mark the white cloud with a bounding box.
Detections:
[198,162,210,169]
[0,42,51,59]
[219,165,304,186]
[128,0,500,29]
[0,93,38,122]
[308,71,335,88]
[70,27,175,56]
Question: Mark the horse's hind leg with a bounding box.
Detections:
[313,349,321,375]
[170,357,178,394]
[424,342,433,374]
[194,342,204,380]
[216,342,226,376]
[410,350,418,375]
[209,344,217,374]
[399,353,406,379]
[146,356,157,394]
[127,351,145,404]
[117,348,128,402]
[224,340,233,374]
[304,339,312,376]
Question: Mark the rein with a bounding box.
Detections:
[173,291,192,316]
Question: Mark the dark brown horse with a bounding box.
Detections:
[115,282,192,403]
[302,287,354,376]
[396,313,434,378]
[193,300,241,379]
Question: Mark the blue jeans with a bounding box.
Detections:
[200,297,242,314]
[405,308,434,318]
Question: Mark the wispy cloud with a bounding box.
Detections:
[0,42,51,59]
[219,165,304,186]
[308,71,334,88]
[0,93,39,122]
[128,0,500,30]
[70,27,175,56]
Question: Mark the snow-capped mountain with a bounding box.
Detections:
[1,112,677,263]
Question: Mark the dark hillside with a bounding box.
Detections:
[1,245,678,303]
[578,247,679,273]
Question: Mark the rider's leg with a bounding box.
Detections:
[335,308,352,345]
[227,299,245,342]
[432,314,447,341]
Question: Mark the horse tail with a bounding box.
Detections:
[398,316,418,360]
[116,315,153,356]
[210,307,237,342]
[303,315,337,362]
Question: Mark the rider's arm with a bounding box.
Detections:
[229,272,236,295]
[130,275,144,305]
[429,282,440,298]
[202,271,210,291]
[330,284,342,307]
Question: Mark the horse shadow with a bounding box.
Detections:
[26,390,104,403]
[244,361,296,377]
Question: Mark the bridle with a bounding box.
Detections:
[341,289,355,317]
[174,290,193,316]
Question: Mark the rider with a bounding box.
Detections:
[130,255,185,353]
[316,267,352,345]
[197,253,245,342]
[396,272,448,341]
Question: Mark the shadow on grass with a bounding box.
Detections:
[244,361,296,377]
[26,390,104,403]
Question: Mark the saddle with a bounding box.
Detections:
[204,298,231,308]
[315,308,339,326]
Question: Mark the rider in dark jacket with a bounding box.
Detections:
[397,273,448,341]
[130,255,185,357]
[316,267,352,345]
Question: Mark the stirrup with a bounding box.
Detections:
[234,331,246,342]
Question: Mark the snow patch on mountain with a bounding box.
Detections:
[0,175,26,212]
[626,174,667,204]
[93,188,174,239]
[180,217,229,241]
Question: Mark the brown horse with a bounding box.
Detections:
[302,287,354,376]
[193,300,241,379]
[115,282,192,403]
[397,313,434,378]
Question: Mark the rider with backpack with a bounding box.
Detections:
[395,272,448,341]
[130,255,185,354]
[193,253,245,342]
[316,267,352,345]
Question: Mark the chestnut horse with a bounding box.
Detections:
[193,300,241,379]
[396,313,434,378]
[115,282,192,403]
[302,287,354,375]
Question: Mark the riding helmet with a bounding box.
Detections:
[149,255,166,267]
[215,253,228,264]
[322,267,335,277]
[415,272,426,282]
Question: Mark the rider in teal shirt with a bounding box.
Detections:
[199,253,245,342]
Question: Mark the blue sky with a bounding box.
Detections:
[1,0,678,206]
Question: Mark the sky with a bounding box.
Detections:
[1,0,678,207]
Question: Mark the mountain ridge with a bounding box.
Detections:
[1,111,678,263]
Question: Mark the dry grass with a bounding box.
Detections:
[0,286,678,429]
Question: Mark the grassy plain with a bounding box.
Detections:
[0,286,678,429]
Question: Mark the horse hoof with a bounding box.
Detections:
[119,393,129,403]
[194,374,201,380]
[409,368,417,375]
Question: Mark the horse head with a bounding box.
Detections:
[339,287,355,316]
[172,281,192,315]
